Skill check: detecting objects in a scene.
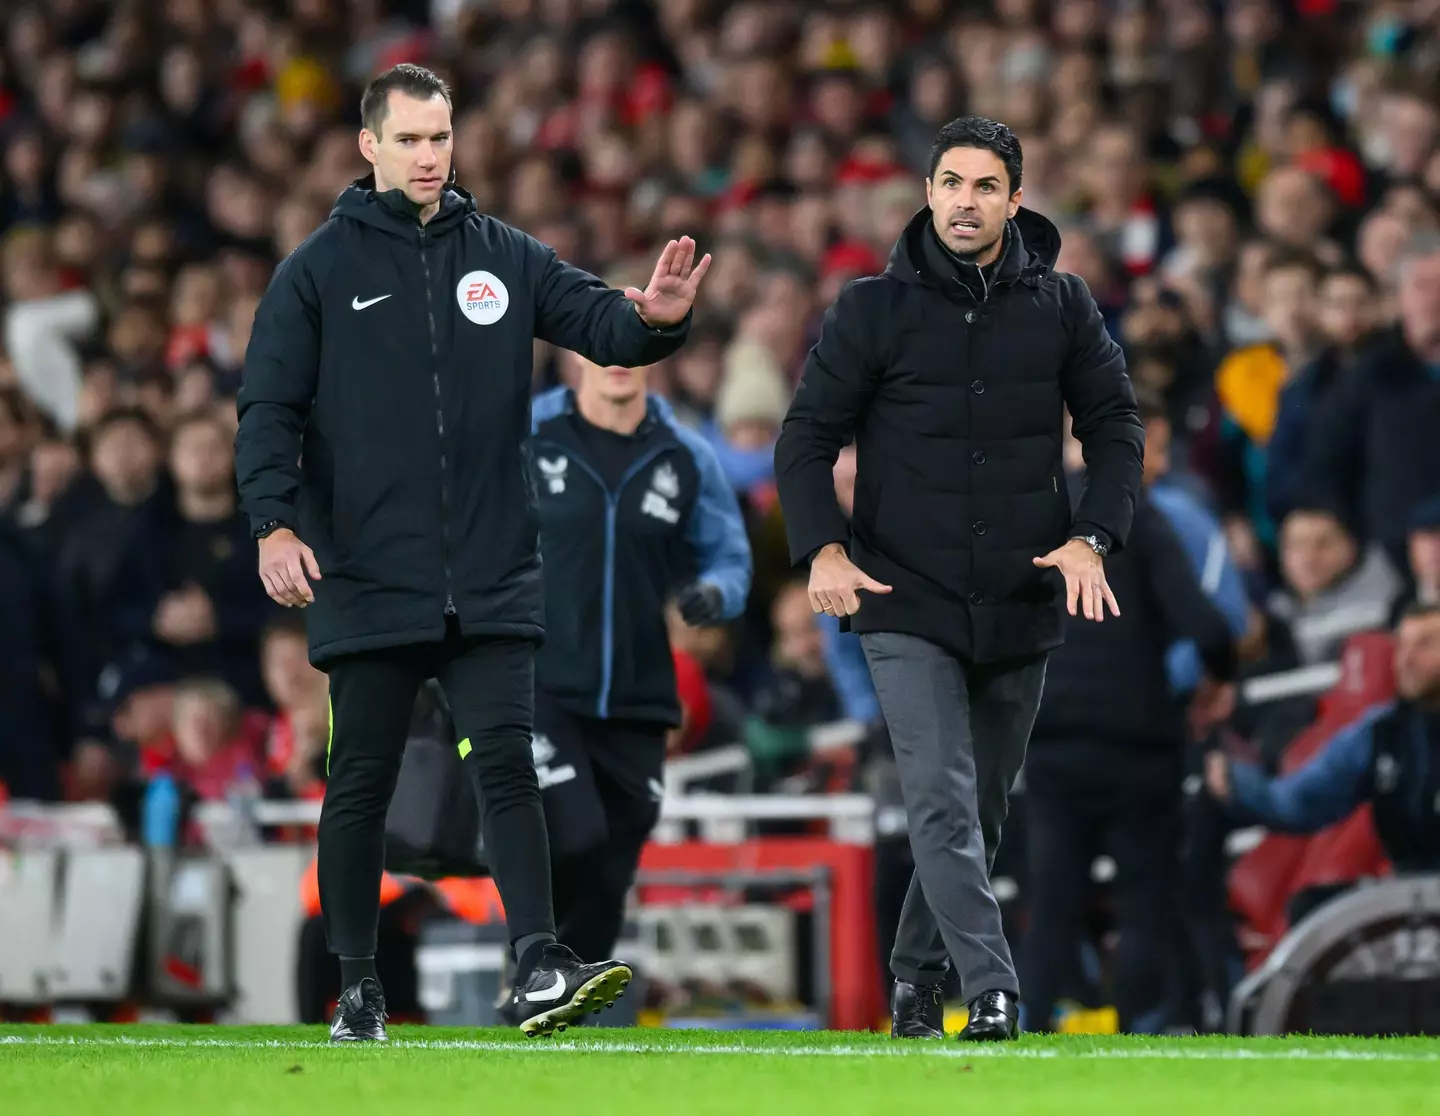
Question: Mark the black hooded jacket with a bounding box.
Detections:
[775,206,1145,663]
[235,177,690,665]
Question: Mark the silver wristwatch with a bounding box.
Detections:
[1072,534,1109,557]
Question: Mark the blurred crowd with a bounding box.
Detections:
[1,0,1439,856]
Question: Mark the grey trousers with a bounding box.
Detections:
[861,631,1047,1001]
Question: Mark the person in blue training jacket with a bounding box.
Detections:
[525,351,752,966]
[1139,400,1251,694]
[1206,603,1440,884]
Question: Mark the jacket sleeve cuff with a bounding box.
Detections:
[635,306,692,338]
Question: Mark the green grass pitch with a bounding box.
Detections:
[5,1025,1440,1114]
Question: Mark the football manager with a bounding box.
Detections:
[774,116,1144,1042]
[234,63,710,1042]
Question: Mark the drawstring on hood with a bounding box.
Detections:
[330,173,476,238]
[887,205,1062,301]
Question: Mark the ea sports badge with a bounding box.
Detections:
[456,270,509,325]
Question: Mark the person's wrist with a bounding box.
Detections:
[255,519,292,540]
[815,542,846,561]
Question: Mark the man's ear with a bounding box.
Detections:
[1008,186,1023,219]
[358,128,377,167]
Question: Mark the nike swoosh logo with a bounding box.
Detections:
[352,294,392,310]
[523,971,567,1003]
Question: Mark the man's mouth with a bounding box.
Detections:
[951,217,982,233]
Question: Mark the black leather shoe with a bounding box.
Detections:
[330,977,388,1042]
[891,979,945,1038]
[958,990,1019,1041]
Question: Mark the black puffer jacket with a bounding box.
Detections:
[235,177,690,664]
[775,207,1145,663]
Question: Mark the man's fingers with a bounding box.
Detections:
[655,239,678,280]
[1065,571,1080,616]
[275,565,306,608]
[840,586,861,615]
[859,574,893,594]
[302,545,322,582]
[284,554,314,604]
[1101,577,1121,617]
[623,286,649,305]
[1083,577,1098,621]
[689,253,713,289]
[260,569,289,607]
[670,237,691,276]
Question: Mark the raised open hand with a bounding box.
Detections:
[624,236,713,328]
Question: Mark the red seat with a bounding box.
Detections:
[1227,632,1397,968]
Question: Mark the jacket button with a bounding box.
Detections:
[972,451,986,465]
[973,520,987,535]
[969,591,984,605]
[965,310,978,323]
[971,380,985,394]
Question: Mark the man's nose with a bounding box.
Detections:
[417,144,438,167]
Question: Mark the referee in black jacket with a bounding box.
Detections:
[235,65,710,1041]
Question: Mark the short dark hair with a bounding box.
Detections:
[1323,260,1378,292]
[928,116,1023,192]
[91,406,161,446]
[1263,247,1323,283]
[360,64,452,140]
[169,408,229,445]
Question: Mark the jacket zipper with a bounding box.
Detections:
[419,225,457,617]
[535,435,669,719]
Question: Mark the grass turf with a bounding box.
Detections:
[4,1025,1439,1114]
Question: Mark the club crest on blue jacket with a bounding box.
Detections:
[528,387,752,725]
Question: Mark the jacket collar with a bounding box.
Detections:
[886,205,1061,293]
[329,173,477,239]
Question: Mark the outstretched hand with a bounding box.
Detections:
[625,236,712,328]
[1033,538,1120,621]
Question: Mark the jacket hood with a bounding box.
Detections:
[330,173,477,238]
[885,205,1062,288]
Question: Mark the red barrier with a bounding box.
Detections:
[637,839,881,1031]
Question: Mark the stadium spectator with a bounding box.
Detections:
[1262,505,1405,669]
[1214,249,1325,560]
[1207,603,1440,920]
[258,613,329,802]
[0,514,63,800]
[1305,233,1440,566]
[111,410,273,706]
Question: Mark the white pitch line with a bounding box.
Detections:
[2,1035,1439,1062]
